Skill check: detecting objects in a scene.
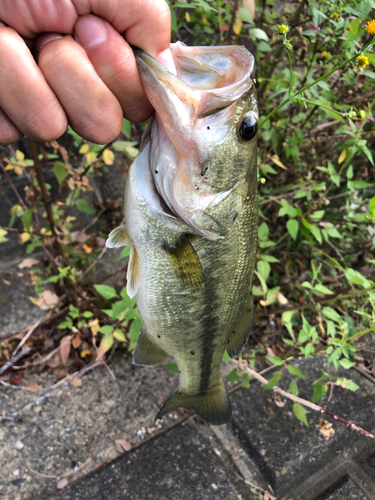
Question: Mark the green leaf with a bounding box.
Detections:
[164,363,179,373]
[257,260,271,282]
[249,28,268,41]
[289,379,299,396]
[94,284,118,300]
[239,6,252,22]
[82,311,94,318]
[257,41,272,52]
[309,224,322,244]
[97,334,114,358]
[266,356,284,366]
[259,255,280,263]
[293,402,309,426]
[348,180,372,190]
[227,368,243,382]
[120,287,137,306]
[222,350,231,362]
[322,307,342,323]
[278,199,297,218]
[286,219,298,240]
[129,318,142,350]
[314,284,334,295]
[339,358,355,369]
[75,199,94,215]
[113,328,126,342]
[117,246,131,260]
[0,228,8,243]
[22,208,34,232]
[242,373,251,388]
[258,222,269,240]
[336,377,359,391]
[122,119,131,138]
[312,381,327,403]
[263,371,282,390]
[287,365,306,380]
[309,210,325,221]
[54,161,69,184]
[58,317,73,329]
[99,325,114,335]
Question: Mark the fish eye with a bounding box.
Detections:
[239,116,258,141]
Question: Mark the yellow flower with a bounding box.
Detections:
[348,26,353,31]
[356,55,369,68]
[366,19,375,35]
[321,50,328,57]
[358,110,366,120]
[332,12,339,20]
[277,24,290,35]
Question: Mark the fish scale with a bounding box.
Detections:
[106,42,258,425]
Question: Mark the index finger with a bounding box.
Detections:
[93,0,171,57]
[0,0,171,56]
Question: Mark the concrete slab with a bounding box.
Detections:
[41,422,253,500]
[228,357,375,499]
[0,357,179,500]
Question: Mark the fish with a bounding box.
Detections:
[106,42,258,425]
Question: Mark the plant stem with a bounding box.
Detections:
[239,360,375,441]
[0,159,28,210]
[287,50,294,94]
[29,140,65,260]
[259,40,374,129]
[298,98,344,116]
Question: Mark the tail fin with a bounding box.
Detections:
[155,378,231,425]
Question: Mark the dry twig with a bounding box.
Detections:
[237,359,375,441]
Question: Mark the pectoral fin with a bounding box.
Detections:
[126,244,140,298]
[133,326,169,366]
[106,225,131,248]
[165,239,203,291]
[155,378,231,425]
[226,293,253,358]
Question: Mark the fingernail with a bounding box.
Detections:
[36,33,63,52]
[75,15,108,49]
[156,49,177,75]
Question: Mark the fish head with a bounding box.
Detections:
[135,42,258,240]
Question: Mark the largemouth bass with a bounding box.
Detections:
[107,42,258,425]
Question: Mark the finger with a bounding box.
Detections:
[38,35,123,144]
[0,108,23,145]
[82,0,171,58]
[0,27,68,141]
[74,15,153,123]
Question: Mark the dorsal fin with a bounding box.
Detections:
[126,244,140,298]
[165,238,203,291]
[106,225,130,248]
[155,378,231,425]
[133,326,169,366]
[226,293,253,358]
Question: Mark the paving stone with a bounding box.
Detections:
[317,477,368,500]
[228,356,375,499]
[0,358,179,500]
[41,423,252,500]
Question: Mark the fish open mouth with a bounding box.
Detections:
[134,43,255,240]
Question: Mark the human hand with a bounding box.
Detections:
[0,0,171,145]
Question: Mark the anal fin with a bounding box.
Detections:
[226,293,253,358]
[155,378,231,425]
[133,326,169,366]
[165,238,203,291]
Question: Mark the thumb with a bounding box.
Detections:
[74,14,153,122]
